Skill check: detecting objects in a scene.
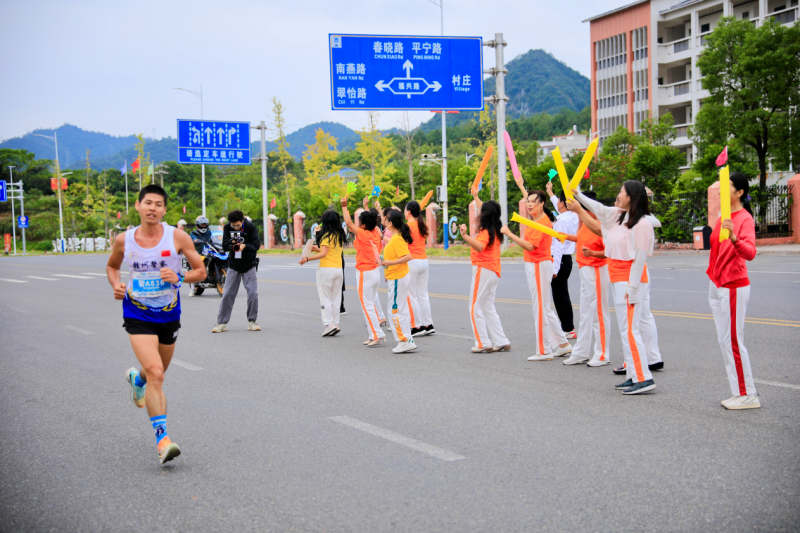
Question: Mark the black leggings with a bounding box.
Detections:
[551,255,574,332]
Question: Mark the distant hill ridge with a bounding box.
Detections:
[0,49,589,166]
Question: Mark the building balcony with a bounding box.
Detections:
[658,80,695,104]
[770,5,798,25]
[674,123,690,139]
[658,37,693,61]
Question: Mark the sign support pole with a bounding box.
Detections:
[484,34,509,250]
[253,121,270,249]
[20,182,26,255]
[9,166,16,255]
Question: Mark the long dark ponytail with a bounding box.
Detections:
[386,208,413,244]
[317,209,346,248]
[405,201,429,239]
[730,172,753,216]
[617,181,650,229]
[527,189,556,222]
[479,200,503,248]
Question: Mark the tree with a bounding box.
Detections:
[355,112,395,189]
[133,134,152,192]
[271,97,297,247]
[396,112,422,200]
[630,144,685,197]
[303,128,344,209]
[693,16,800,187]
[639,112,676,147]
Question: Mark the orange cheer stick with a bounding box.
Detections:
[419,190,434,209]
[511,212,567,242]
[471,146,493,194]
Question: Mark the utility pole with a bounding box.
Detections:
[124,159,129,213]
[85,150,91,252]
[102,169,108,242]
[155,164,169,188]
[428,0,450,249]
[252,121,270,249]
[484,33,509,249]
[32,131,65,252]
[8,166,16,255]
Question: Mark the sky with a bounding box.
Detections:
[0,0,623,142]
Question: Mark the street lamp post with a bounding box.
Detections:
[174,86,206,217]
[32,132,68,253]
[427,0,449,249]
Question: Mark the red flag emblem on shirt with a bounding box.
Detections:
[716,146,728,167]
[161,250,171,257]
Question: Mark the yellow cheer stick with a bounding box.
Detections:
[511,212,567,243]
[471,146,493,194]
[719,165,731,242]
[569,137,599,191]
[551,147,573,200]
[419,190,434,209]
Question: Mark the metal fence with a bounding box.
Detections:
[750,184,793,239]
[596,192,707,243]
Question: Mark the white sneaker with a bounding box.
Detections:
[563,354,589,365]
[211,323,227,333]
[248,321,261,331]
[587,359,611,367]
[721,394,761,410]
[527,353,553,361]
[322,325,338,337]
[392,341,417,353]
[551,344,573,357]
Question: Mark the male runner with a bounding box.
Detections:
[106,185,206,464]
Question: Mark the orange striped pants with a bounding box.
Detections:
[573,265,611,363]
[612,281,652,383]
[356,269,385,341]
[524,260,565,355]
[469,266,509,349]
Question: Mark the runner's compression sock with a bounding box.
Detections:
[151,415,168,447]
[134,372,146,387]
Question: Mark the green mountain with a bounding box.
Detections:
[419,49,590,133]
[252,121,361,159]
[0,124,140,167]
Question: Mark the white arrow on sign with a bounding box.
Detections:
[403,60,413,78]
[375,80,391,92]
[428,81,442,92]
[204,127,213,144]
[216,127,226,145]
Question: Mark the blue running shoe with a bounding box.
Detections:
[125,367,146,408]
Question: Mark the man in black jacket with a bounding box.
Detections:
[212,210,261,332]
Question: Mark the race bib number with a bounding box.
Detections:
[130,271,171,299]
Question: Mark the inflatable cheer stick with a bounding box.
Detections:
[471,145,493,194]
[550,147,573,200]
[301,239,315,260]
[719,165,731,242]
[569,137,599,191]
[511,212,567,243]
[419,190,434,209]
[504,131,522,186]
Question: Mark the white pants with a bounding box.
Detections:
[387,275,412,343]
[356,269,385,341]
[573,265,611,363]
[408,258,433,328]
[524,261,565,354]
[612,281,652,383]
[640,283,662,364]
[469,266,509,349]
[708,282,756,396]
[374,289,386,322]
[316,267,343,327]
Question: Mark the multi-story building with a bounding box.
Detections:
[537,125,591,162]
[585,0,798,170]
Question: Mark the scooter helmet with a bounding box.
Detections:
[195,216,209,233]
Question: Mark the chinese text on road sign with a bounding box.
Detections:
[177,120,251,166]
[329,34,483,111]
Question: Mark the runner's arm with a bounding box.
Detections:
[106,234,127,300]
[173,230,207,284]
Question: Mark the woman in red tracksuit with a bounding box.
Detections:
[707,172,759,410]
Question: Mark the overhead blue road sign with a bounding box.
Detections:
[18,216,28,229]
[329,34,484,111]
[177,120,251,165]
[0,180,6,202]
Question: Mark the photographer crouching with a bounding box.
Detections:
[212,210,261,333]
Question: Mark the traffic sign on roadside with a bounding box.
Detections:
[0,180,6,202]
[18,216,29,229]
[329,34,484,111]
[177,119,251,165]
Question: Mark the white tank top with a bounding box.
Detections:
[124,223,183,309]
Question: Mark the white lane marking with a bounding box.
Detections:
[281,310,322,318]
[754,379,800,391]
[171,359,204,371]
[64,325,94,335]
[329,416,465,462]
[81,273,108,276]
[434,332,472,340]
[54,274,93,279]
[0,278,27,283]
[26,276,58,281]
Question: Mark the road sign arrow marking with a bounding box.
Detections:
[204,127,213,144]
[403,60,413,78]
[429,80,442,92]
[375,80,391,91]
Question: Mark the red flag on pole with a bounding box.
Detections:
[396,185,400,196]
[270,197,276,209]
[182,205,186,214]
[584,168,591,180]
[131,158,140,172]
[716,146,728,167]
[117,212,121,219]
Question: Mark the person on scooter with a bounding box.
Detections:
[188,216,214,296]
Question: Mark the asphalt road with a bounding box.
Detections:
[1,252,798,532]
